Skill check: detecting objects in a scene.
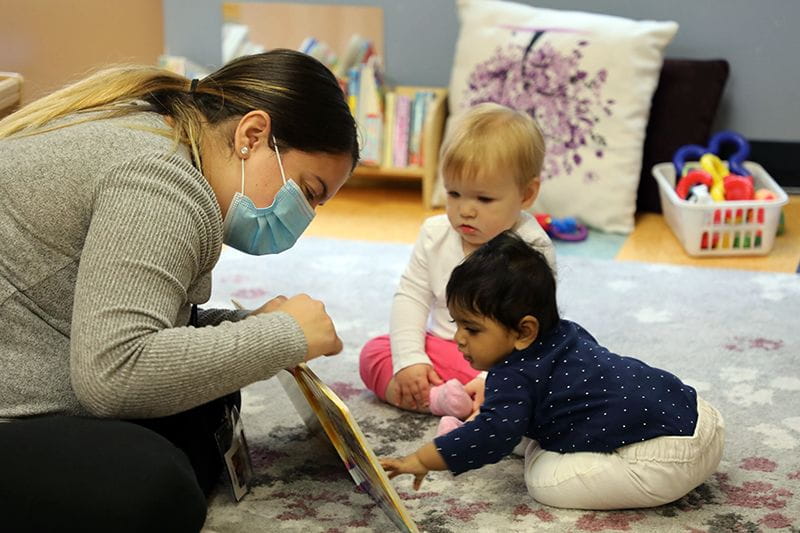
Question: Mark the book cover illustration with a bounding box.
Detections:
[277,364,419,533]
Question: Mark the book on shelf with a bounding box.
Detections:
[392,94,412,168]
[221,23,266,64]
[299,37,338,70]
[381,91,396,169]
[346,66,360,117]
[407,91,435,167]
[358,57,384,166]
[296,33,443,172]
[333,34,375,79]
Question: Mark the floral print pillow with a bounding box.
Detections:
[444,0,678,233]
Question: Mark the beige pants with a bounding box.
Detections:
[523,396,725,510]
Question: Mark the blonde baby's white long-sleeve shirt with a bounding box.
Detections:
[390,213,556,375]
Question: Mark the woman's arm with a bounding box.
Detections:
[433,369,532,474]
[196,308,250,326]
[71,153,308,418]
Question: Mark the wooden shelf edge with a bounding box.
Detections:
[354,165,425,178]
[0,73,23,116]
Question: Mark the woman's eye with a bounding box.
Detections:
[447,191,460,198]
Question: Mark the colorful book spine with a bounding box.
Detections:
[393,95,412,168]
[407,91,431,167]
[358,60,383,166]
[381,91,396,167]
[346,67,360,117]
[361,116,383,166]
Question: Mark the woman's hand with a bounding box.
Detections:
[394,364,443,411]
[380,454,429,491]
[464,375,486,418]
[253,293,343,360]
[252,295,288,313]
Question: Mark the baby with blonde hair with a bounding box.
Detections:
[359,103,555,424]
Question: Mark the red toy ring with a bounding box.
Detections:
[723,175,755,201]
[675,169,713,200]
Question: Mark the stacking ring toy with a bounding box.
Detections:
[699,154,729,182]
[672,131,751,178]
[707,130,750,176]
[672,144,707,176]
[534,214,589,242]
[549,218,589,241]
[675,169,713,200]
[723,175,755,201]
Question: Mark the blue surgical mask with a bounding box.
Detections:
[222,137,315,255]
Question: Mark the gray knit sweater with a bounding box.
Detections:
[0,110,307,419]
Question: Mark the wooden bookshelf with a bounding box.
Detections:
[0,72,23,118]
[353,86,448,209]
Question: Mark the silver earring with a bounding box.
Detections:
[240,146,249,155]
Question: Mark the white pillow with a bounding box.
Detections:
[439,0,678,233]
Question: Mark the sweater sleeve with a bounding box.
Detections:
[196,308,250,327]
[434,368,532,474]
[389,225,436,374]
[70,153,308,418]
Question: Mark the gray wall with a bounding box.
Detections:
[164,0,799,142]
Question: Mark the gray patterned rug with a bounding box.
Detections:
[203,238,800,533]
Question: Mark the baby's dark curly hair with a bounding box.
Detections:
[446,231,559,334]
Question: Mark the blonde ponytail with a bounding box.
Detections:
[0,66,183,137]
[0,50,359,170]
[0,65,210,167]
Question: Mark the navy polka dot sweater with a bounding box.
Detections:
[434,320,698,475]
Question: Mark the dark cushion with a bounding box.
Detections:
[637,58,730,213]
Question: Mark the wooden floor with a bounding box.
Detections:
[306,179,800,273]
[306,179,444,243]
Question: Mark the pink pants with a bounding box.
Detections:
[359,333,480,401]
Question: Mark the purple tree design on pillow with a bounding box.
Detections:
[465,29,614,181]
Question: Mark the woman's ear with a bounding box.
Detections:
[234,110,271,155]
[521,178,540,209]
[514,315,539,350]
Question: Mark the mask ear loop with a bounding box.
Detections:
[239,145,248,194]
[240,158,245,194]
[239,146,250,196]
[272,135,287,185]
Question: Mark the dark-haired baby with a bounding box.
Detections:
[382,231,724,510]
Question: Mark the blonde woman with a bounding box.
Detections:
[0,49,358,532]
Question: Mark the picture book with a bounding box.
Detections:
[277,364,419,533]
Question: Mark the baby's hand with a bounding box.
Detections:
[395,364,443,411]
[464,375,486,413]
[380,454,429,490]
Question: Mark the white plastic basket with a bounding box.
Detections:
[652,161,788,257]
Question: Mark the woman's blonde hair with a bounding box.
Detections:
[0,49,359,171]
[440,102,545,190]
